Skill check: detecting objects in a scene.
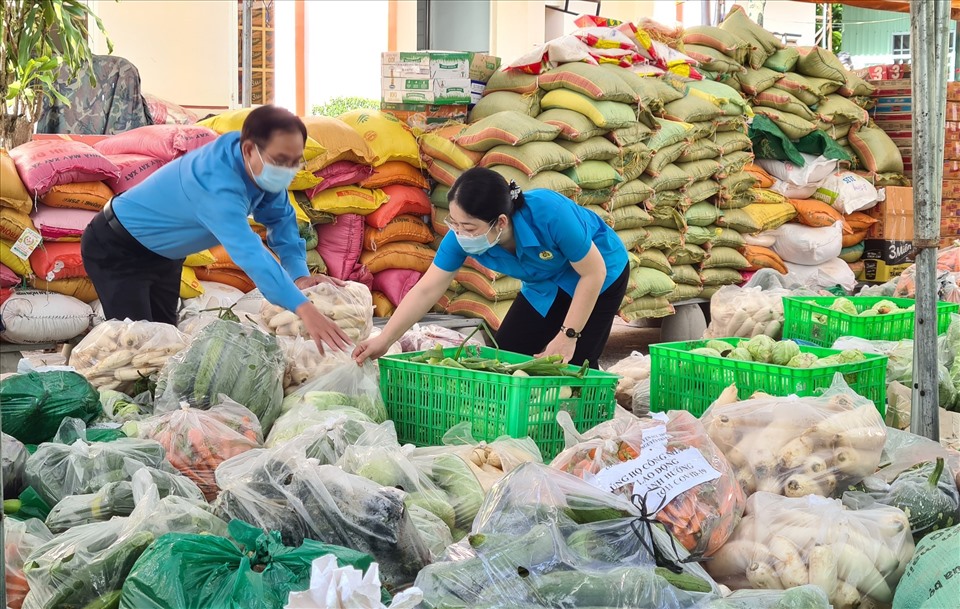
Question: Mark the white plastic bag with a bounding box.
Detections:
[813,171,880,214]
[770,178,819,199]
[784,258,857,292]
[757,154,839,188]
[771,221,844,265]
[284,554,423,609]
[742,232,777,248]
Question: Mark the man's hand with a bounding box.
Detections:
[536,332,576,364]
[296,302,350,355]
[295,275,346,290]
[352,334,391,365]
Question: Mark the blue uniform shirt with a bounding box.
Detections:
[433,189,629,316]
[111,132,309,312]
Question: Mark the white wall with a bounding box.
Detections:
[489,0,546,65]
[88,0,237,112]
[273,0,296,113]
[733,0,817,46]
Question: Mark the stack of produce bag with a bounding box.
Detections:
[860,241,960,303]
[414,462,722,609]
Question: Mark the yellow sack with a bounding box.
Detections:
[1,239,33,277]
[742,202,797,232]
[301,116,377,169]
[197,108,325,162]
[338,110,419,167]
[1,149,32,213]
[180,266,205,299]
[420,127,482,171]
[289,169,321,192]
[29,276,98,303]
[184,249,217,267]
[0,209,37,242]
[309,186,388,216]
[288,191,311,224]
[372,291,395,317]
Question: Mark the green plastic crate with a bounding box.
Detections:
[649,337,888,417]
[783,296,959,347]
[378,347,618,459]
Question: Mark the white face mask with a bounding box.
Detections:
[455,223,501,255]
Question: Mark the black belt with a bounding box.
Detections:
[102,199,135,242]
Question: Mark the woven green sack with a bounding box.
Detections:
[646,141,688,176]
[539,62,638,103]
[764,48,800,73]
[458,111,560,152]
[469,91,541,122]
[714,131,752,156]
[564,159,622,190]
[640,164,692,192]
[685,180,722,204]
[670,264,703,286]
[683,25,752,65]
[540,89,639,129]
[678,139,721,162]
[609,143,653,182]
[817,94,870,126]
[575,187,615,207]
[668,243,708,265]
[558,136,620,162]
[710,226,746,248]
[627,267,676,298]
[700,268,744,286]
[702,246,750,270]
[663,95,725,124]
[538,108,607,142]
[685,201,720,227]
[647,118,695,150]
[609,180,654,210]
[667,283,704,301]
[600,64,682,112]
[480,141,578,177]
[754,88,817,121]
[753,107,817,140]
[735,67,781,95]
[677,159,723,183]
[611,204,653,230]
[607,122,655,147]
[643,226,683,250]
[635,248,673,275]
[684,226,714,246]
[484,70,540,95]
[684,43,747,74]
[774,72,826,106]
[619,296,674,321]
[795,46,846,82]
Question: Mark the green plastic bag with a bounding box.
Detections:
[119,520,388,609]
[0,371,100,444]
[749,114,805,165]
[795,129,853,163]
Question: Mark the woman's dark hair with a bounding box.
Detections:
[240,105,307,148]
[447,167,525,223]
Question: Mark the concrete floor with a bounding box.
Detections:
[598,319,662,369]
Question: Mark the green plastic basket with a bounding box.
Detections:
[649,337,888,417]
[783,296,959,347]
[378,347,618,460]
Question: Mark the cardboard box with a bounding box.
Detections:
[381,63,431,79]
[948,141,960,162]
[866,186,913,239]
[381,51,469,79]
[942,216,960,236]
[381,78,471,105]
[949,82,960,102]
[943,179,960,200]
[857,259,912,283]
[941,197,960,217]
[470,80,486,105]
[468,52,501,83]
[379,102,469,127]
[947,160,960,179]
[949,102,960,123]
[862,239,916,265]
[945,122,960,141]
[873,96,913,114]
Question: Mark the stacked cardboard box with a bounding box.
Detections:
[942,82,960,247]
[380,51,500,128]
[859,186,915,283]
[868,68,913,179]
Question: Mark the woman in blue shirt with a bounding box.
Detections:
[354,167,629,368]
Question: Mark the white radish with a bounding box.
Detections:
[800,455,829,476]
[784,473,822,498]
[746,560,783,590]
[769,535,808,588]
[834,543,893,602]
[777,435,817,469]
[808,544,838,599]
[832,580,862,609]
[833,446,873,476]
[827,525,899,574]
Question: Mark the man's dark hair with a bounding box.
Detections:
[240,105,307,147]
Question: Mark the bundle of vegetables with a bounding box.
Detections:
[265,406,379,456]
[259,281,374,343]
[697,586,832,609]
[692,335,867,369]
[122,399,263,501]
[415,462,721,609]
[550,411,745,557]
[98,390,151,424]
[338,425,485,543]
[700,375,886,497]
[842,428,960,541]
[68,320,189,393]
[606,351,651,409]
[276,335,400,395]
[703,270,820,340]
[0,371,100,444]
[410,343,591,378]
[411,422,543,492]
[814,296,914,321]
[44,481,135,533]
[3,432,27,497]
[21,476,227,609]
[154,319,285,432]
[279,360,388,423]
[4,518,53,609]
[707,492,915,609]
[212,449,431,590]
[118,519,382,609]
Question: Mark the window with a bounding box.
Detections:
[417,0,490,52]
[892,31,956,66]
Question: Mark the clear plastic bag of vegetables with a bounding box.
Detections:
[118,518,383,609]
[842,428,960,541]
[3,431,28,497]
[212,445,431,590]
[415,462,721,609]
[68,319,189,392]
[4,518,53,609]
[550,411,746,558]
[99,388,154,424]
[279,360,387,423]
[265,404,378,455]
[697,585,832,609]
[0,370,101,444]
[607,351,651,408]
[700,374,887,498]
[121,397,263,501]
[260,280,374,344]
[154,319,285,432]
[22,471,228,609]
[410,422,543,493]
[399,323,484,352]
[707,491,915,609]
[338,424,485,543]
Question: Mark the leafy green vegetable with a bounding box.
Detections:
[743,335,776,363]
[727,347,754,362]
[771,341,801,366]
[787,353,820,368]
[829,297,858,316]
[690,347,723,358]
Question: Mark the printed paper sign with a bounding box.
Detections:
[11,228,41,260]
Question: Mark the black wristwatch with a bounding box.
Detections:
[560,326,582,339]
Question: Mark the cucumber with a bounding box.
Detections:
[80,590,122,609]
[655,566,713,593]
[534,567,661,606]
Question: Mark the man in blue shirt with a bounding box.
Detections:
[353,167,629,368]
[81,105,349,353]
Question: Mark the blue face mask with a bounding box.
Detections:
[253,146,298,193]
[456,223,501,255]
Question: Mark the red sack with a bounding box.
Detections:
[93,124,217,162]
[9,140,119,195]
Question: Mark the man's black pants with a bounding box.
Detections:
[494,264,629,369]
[81,202,183,325]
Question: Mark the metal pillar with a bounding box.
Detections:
[242,0,253,107]
[910,0,952,440]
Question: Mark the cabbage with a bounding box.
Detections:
[744,335,776,363]
[727,347,753,362]
[871,299,900,314]
[787,353,819,368]
[303,391,355,409]
[770,341,801,366]
[829,297,858,316]
[690,347,723,358]
[705,340,734,356]
[837,349,866,364]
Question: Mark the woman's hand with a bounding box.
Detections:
[353,334,391,365]
[295,275,346,290]
[537,332,576,364]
